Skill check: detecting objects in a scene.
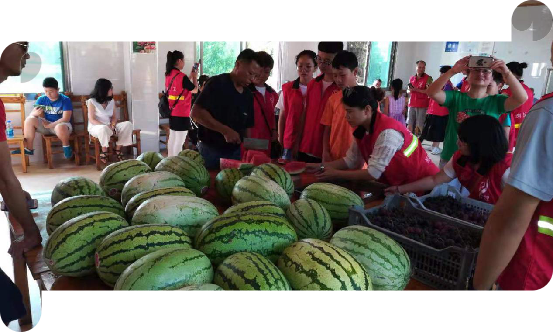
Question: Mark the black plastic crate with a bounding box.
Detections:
[348,195,482,290]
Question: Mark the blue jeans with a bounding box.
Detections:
[198,141,241,170]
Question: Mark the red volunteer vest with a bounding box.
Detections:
[460,78,470,93]
[355,112,439,188]
[452,151,512,204]
[282,78,305,150]
[427,81,453,116]
[300,74,340,158]
[502,82,534,151]
[409,73,431,108]
[497,93,553,290]
[166,69,192,117]
[242,84,278,157]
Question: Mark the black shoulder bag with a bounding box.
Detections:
[159,73,185,118]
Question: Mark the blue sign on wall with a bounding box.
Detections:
[445,42,459,53]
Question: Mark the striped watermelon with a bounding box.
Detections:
[114,247,213,290]
[178,149,205,165]
[100,160,151,202]
[300,183,363,221]
[330,226,411,290]
[46,195,125,235]
[95,224,192,286]
[223,201,285,218]
[286,198,332,241]
[51,177,105,206]
[277,238,372,290]
[251,163,294,196]
[232,175,291,210]
[124,187,195,219]
[195,212,297,265]
[137,152,164,171]
[215,168,243,201]
[178,284,223,291]
[120,171,186,206]
[43,211,128,277]
[131,196,219,237]
[155,156,210,196]
[214,252,291,290]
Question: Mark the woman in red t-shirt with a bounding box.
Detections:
[388,115,511,204]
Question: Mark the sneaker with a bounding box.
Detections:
[431,147,442,155]
[63,146,73,159]
[11,148,34,155]
[424,145,433,151]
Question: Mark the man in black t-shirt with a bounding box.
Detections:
[191,49,261,169]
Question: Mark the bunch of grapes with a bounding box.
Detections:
[422,196,489,226]
[368,208,481,250]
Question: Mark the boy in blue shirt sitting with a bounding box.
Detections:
[13,77,73,158]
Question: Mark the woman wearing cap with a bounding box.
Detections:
[306,85,438,193]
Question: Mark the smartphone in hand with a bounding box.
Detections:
[1,199,38,211]
[468,56,493,68]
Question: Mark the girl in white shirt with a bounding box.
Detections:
[87,79,133,164]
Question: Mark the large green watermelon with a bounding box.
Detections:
[120,171,186,206]
[114,248,213,290]
[215,168,243,201]
[286,198,332,240]
[51,176,105,206]
[99,160,151,202]
[223,201,285,218]
[44,211,128,277]
[178,284,223,291]
[124,187,195,219]
[277,238,372,290]
[95,224,192,286]
[131,196,219,238]
[214,252,291,290]
[231,175,290,210]
[251,163,294,197]
[195,212,297,265]
[330,226,411,290]
[300,183,363,221]
[137,152,164,171]
[178,149,205,165]
[155,156,210,196]
[46,195,125,235]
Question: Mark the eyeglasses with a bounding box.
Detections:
[13,42,29,54]
[316,55,333,66]
[470,68,492,75]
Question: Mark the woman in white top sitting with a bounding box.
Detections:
[86,78,133,164]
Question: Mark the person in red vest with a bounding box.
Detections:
[388,115,511,204]
[244,51,279,158]
[472,44,553,291]
[0,41,41,326]
[407,60,433,136]
[165,50,198,156]
[277,50,317,161]
[456,76,471,93]
[501,62,534,152]
[306,86,438,190]
[297,42,343,163]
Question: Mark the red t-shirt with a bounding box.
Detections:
[0,99,7,142]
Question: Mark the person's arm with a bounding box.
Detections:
[473,185,540,289]
[44,110,71,128]
[491,59,528,112]
[386,169,453,195]
[190,104,240,144]
[0,141,42,256]
[322,126,331,162]
[428,56,470,105]
[87,102,104,126]
[189,70,198,90]
[277,108,286,146]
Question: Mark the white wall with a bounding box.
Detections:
[156,42,196,92]
[278,42,319,86]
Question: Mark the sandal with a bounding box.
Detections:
[99,151,109,164]
[115,149,124,161]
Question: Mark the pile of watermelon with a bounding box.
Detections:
[43,152,411,291]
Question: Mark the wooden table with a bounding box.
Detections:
[8,169,431,292]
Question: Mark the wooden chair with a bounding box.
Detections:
[81,92,141,170]
[35,92,84,169]
[1,94,29,173]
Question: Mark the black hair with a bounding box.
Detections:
[318,42,343,54]
[506,61,528,78]
[42,77,58,89]
[295,50,317,67]
[492,70,504,85]
[90,78,113,104]
[198,75,210,88]
[374,79,382,83]
[165,50,184,76]
[457,115,508,175]
[440,66,451,74]
[342,86,380,133]
[332,50,358,70]
[236,48,258,64]
[391,78,403,100]
[416,60,426,66]
[255,51,274,69]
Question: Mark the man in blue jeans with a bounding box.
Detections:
[190,49,260,169]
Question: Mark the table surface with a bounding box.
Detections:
[9,168,432,291]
